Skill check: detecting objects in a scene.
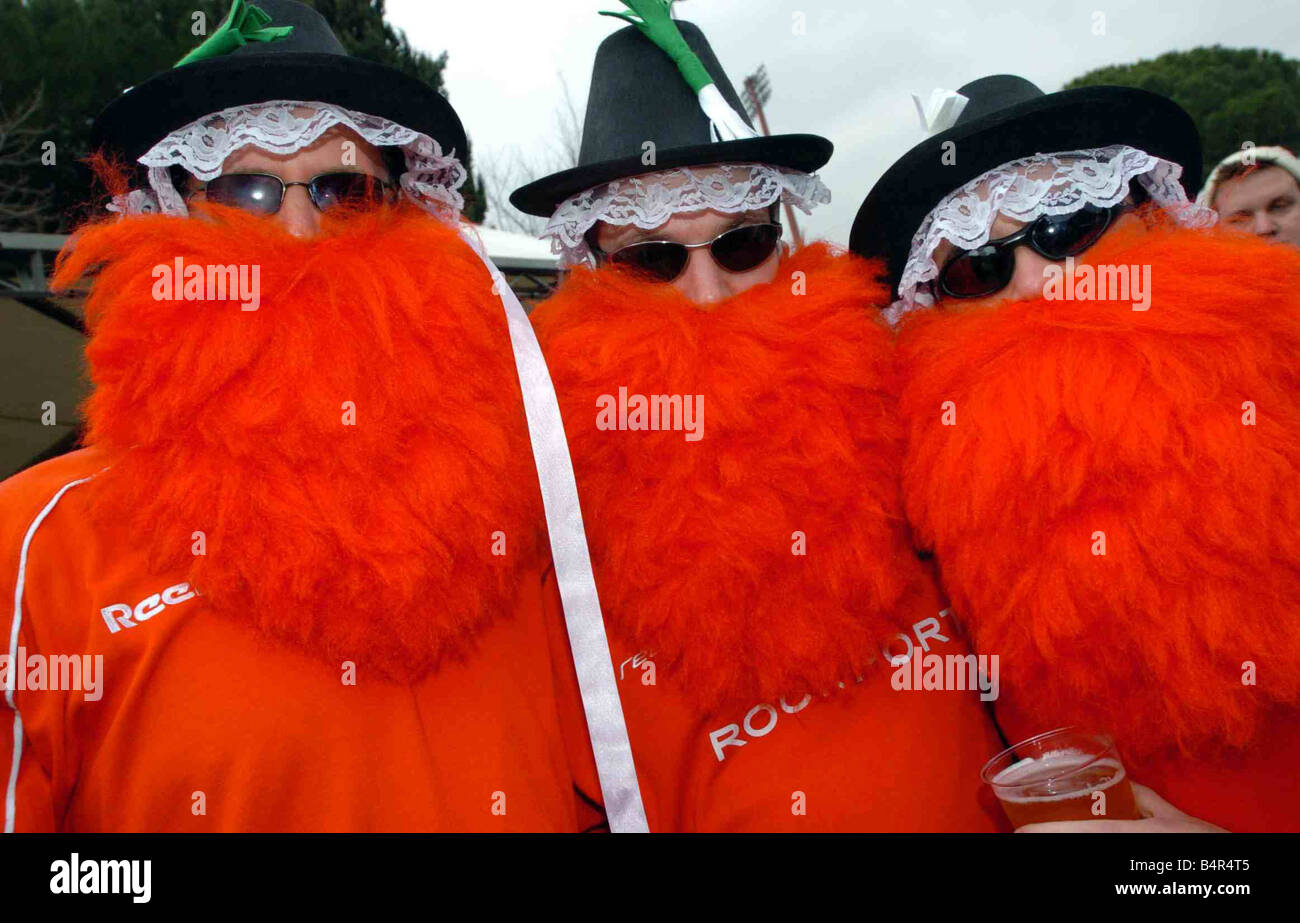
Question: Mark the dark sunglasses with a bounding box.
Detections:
[601,222,783,283]
[937,202,1125,299]
[194,171,396,215]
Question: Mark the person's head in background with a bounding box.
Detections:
[1200,146,1300,249]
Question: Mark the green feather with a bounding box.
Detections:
[175,0,294,69]
[598,0,712,93]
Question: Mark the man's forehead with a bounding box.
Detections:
[600,205,770,246]
[929,155,1099,243]
[1217,163,1300,207]
[222,123,371,164]
[965,156,1086,198]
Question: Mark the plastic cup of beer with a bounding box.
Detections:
[981,727,1140,827]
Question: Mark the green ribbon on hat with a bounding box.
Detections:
[174,0,295,68]
[599,0,711,93]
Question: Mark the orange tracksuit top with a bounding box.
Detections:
[0,447,602,832]
[546,569,1008,833]
[530,246,1009,831]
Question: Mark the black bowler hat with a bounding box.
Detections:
[848,75,1202,296]
[91,0,467,166]
[510,20,832,218]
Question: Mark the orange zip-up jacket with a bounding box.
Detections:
[532,246,1008,832]
[547,571,1008,832]
[1,450,601,833]
[3,207,606,833]
[894,223,1300,831]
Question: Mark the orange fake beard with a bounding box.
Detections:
[531,244,928,709]
[896,216,1300,760]
[53,205,545,681]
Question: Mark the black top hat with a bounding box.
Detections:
[510,21,831,218]
[91,0,467,167]
[848,75,1202,296]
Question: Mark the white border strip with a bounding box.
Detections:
[460,227,648,833]
[5,474,95,833]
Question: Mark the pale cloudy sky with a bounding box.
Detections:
[387,0,1300,244]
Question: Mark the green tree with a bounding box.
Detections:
[0,0,483,230]
[1065,46,1300,183]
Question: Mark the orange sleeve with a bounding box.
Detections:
[1,505,57,833]
[540,565,608,832]
[0,453,108,834]
[4,699,58,832]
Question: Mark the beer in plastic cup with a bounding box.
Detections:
[981,727,1140,827]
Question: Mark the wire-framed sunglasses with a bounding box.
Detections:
[937,202,1126,299]
[191,171,397,216]
[599,222,784,283]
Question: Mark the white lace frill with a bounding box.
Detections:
[889,144,1217,323]
[106,100,467,221]
[543,163,831,266]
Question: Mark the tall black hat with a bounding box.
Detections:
[848,75,1202,296]
[91,0,467,165]
[510,18,831,218]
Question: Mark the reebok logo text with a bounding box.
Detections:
[100,581,198,634]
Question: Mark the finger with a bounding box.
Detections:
[1131,782,1187,820]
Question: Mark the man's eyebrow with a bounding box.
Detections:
[611,212,762,249]
[609,226,657,248]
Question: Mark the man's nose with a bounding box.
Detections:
[674,247,730,306]
[1251,211,1279,237]
[275,185,322,238]
[1007,247,1054,301]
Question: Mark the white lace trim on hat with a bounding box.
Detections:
[106,100,467,221]
[542,163,830,267]
[889,144,1216,323]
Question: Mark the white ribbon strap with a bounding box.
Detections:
[458,227,649,834]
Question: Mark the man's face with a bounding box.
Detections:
[930,206,1143,307]
[594,205,781,306]
[932,212,1052,305]
[188,122,391,237]
[1213,164,1300,248]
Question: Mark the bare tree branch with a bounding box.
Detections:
[479,71,584,236]
[0,84,52,229]
[551,71,582,167]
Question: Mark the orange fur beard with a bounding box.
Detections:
[532,244,927,709]
[53,205,545,681]
[896,218,1300,760]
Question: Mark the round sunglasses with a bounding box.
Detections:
[600,222,784,283]
[937,202,1125,299]
[192,171,396,216]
